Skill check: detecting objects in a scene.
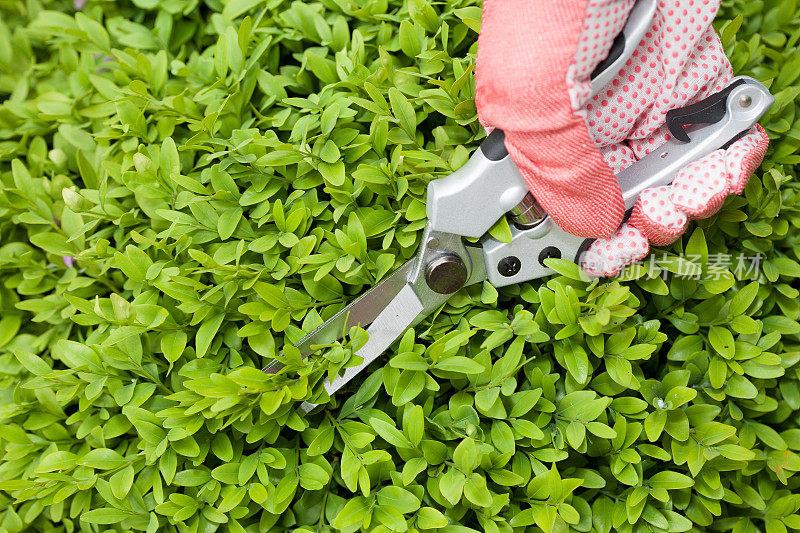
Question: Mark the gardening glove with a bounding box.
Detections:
[475,0,769,277]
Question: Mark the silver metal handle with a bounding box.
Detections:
[481,76,773,287]
[617,77,773,209]
[426,151,528,238]
[590,0,658,95]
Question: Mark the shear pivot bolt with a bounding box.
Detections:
[739,94,752,108]
[425,254,467,294]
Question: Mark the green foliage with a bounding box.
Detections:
[0,0,799,532]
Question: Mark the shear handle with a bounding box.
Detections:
[427,0,658,238]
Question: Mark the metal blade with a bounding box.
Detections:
[299,283,426,412]
[263,260,414,374]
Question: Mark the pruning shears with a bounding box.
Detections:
[265,0,774,412]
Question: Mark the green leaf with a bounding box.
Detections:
[161,331,187,363]
[12,159,35,199]
[561,339,590,384]
[708,326,735,359]
[463,473,493,507]
[434,356,484,374]
[566,421,585,448]
[558,391,608,421]
[416,507,448,529]
[729,281,759,315]
[587,421,617,439]
[369,418,413,449]
[402,457,428,485]
[544,258,586,280]
[222,0,264,19]
[30,232,72,256]
[648,471,694,490]
[212,433,234,461]
[331,497,371,530]
[110,465,135,499]
[487,215,513,244]
[392,370,426,406]
[685,228,708,263]
[298,463,330,490]
[81,509,137,525]
[695,422,736,446]
[665,386,696,408]
[76,13,110,49]
[453,438,478,473]
[439,468,466,506]
[377,486,421,514]
[388,87,417,138]
[195,313,225,358]
[725,374,758,399]
[260,150,306,166]
[81,448,127,470]
[320,140,340,163]
[406,404,425,447]
[13,349,52,376]
[36,451,78,473]
[218,208,243,240]
[160,137,180,178]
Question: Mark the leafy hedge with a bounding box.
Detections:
[1,0,800,531]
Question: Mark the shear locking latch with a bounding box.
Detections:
[665,78,747,142]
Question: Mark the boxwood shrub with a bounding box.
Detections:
[1,0,800,532]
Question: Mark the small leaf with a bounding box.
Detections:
[463,473,493,507]
[434,356,484,374]
[110,465,135,499]
[377,486,421,514]
[13,349,52,376]
[406,405,425,447]
[388,87,417,138]
[195,313,225,358]
[416,507,448,529]
[81,448,127,470]
[708,326,735,359]
[161,331,187,363]
[217,208,243,240]
[81,509,137,525]
[76,13,110,49]
[439,468,466,506]
[369,418,413,449]
[648,471,694,490]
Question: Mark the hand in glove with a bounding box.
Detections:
[475,0,769,276]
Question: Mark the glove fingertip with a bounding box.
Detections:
[670,150,731,218]
[629,209,685,247]
[727,124,770,195]
[628,186,687,246]
[580,224,649,277]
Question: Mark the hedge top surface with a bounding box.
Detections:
[1,0,800,532]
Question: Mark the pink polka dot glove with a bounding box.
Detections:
[475,0,770,277]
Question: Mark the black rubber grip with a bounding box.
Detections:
[665,78,746,142]
[721,129,749,150]
[480,128,509,161]
[591,32,625,81]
